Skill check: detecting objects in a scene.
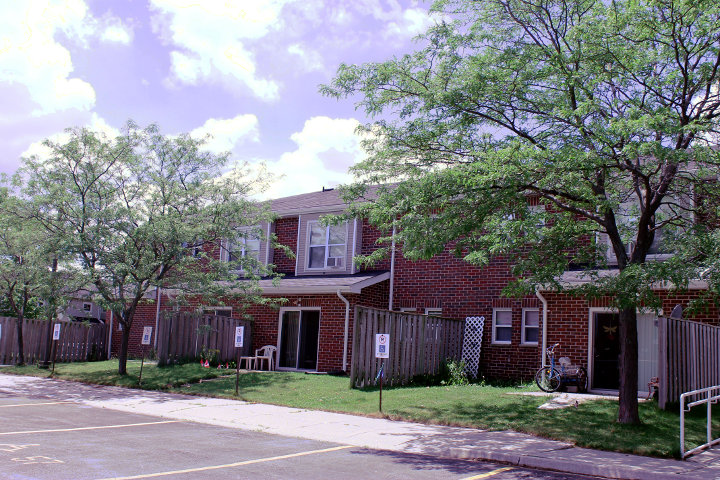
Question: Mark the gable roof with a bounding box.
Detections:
[269,185,386,216]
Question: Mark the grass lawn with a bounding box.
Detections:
[1,360,716,459]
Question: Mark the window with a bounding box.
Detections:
[227,230,261,265]
[203,308,231,317]
[182,241,203,257]
[425,308,442,317]
[492,309,512,344]
[307,221,346,269]
[521,309,540,345]
[83,302,92,312]
[399,307,417,313]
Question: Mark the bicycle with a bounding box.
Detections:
[534,343,588,393]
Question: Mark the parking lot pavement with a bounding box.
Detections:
[0,397,597,480]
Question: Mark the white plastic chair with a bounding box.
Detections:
[254,345,277,371]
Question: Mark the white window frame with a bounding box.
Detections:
[306,221,347,270]
[521,308,540,346]
[203,307,232,317]
[225,227,261,271]
[399,307,417,313]
[82,302,93,312]
[424,308,442,317]
[492,308,513,345]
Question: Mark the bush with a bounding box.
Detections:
[199,346,220,367]
[442,359,469,386]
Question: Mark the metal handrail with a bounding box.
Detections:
[680,384,720,459]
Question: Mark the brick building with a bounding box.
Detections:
[108,188,719,393]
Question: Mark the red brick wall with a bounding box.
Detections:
[114,280,390,372]
[107,301,159,358]
[273,217,298,274]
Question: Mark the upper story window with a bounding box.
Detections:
[308,221,346,269]
[182,241,203,258]
[228,233,261,263]
[607,201,676,262]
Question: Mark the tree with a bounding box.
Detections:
[21,122,277,375]
[323,0,720,424]
[0,192,55,365]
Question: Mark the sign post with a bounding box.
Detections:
[138,326,152,386]
[51,323,61,376]
[375,333,390,412]
[234,325,244,396]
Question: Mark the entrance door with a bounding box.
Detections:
[279,310,320,370]
[591,312,659,392]
[593,313,620,390]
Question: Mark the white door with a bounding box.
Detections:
[637,313,658,394]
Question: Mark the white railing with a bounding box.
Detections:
[680,385,720,459]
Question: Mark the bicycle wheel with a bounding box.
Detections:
[535,366,562,392]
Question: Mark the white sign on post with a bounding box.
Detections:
[52,323,61,340]
[375,333,390,358]
[141,327,153,345]
[234,326,244,348]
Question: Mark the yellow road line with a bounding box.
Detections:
[0,420,179,436]
[0,401,74,408]
[461,467,514,479]
[94,445,354,480]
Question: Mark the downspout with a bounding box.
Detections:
[154,287,162,349]
[535,289,548,368]
[351,218,358,274]
[337,289,350,372]
[108,311,114,359]
[388,224,397,310]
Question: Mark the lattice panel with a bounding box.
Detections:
[461,316,485,378]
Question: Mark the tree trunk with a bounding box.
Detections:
[617,306,640,424]
[15,315,24,366]
[118,322,131,375]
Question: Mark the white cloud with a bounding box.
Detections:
[337,1,433,41]
[100,20,133,45]
[189,115,260,154]
[384,7,434,39]
[261,117,367,199]
[0,0,97,115]
[287,44,324,73]
[150,0,292,100]
[21,113,120,160]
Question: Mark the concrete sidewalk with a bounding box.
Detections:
[0,374,716,480]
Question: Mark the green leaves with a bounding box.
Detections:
[324,0,720,308]
[14,121,278,372]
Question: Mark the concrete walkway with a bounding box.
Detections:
[0,374,717,480]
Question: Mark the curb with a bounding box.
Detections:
[448,447,710,480]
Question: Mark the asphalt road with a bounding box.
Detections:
[0,396,601,480]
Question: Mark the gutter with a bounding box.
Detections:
[535,289,548,368]
[337,289,350,372]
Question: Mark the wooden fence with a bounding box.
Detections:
[658,317,720,409]
[350,306,465,388]
[0,316,108,365]
[156,313,253,366]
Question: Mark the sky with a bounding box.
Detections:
[0,0,436,199]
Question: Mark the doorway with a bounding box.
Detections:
[278,309,320,370]
[590,311,658,392]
